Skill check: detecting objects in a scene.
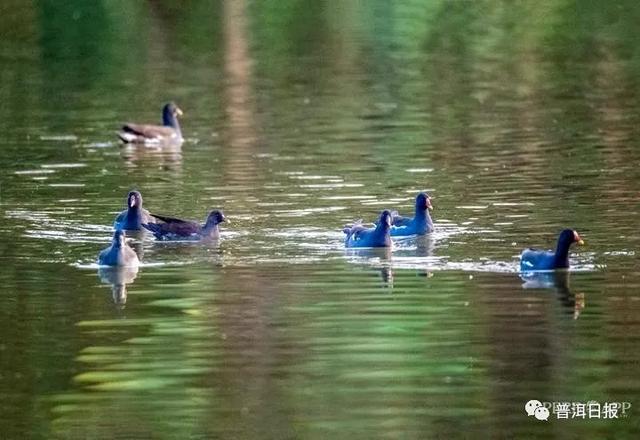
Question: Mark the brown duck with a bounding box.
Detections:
[143,210,227,241]
[118,102,183,144]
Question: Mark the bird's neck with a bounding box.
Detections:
[374,222,391,245]
[553,239,572,268]
[376,223,392,246]
[127,206,140,217]
[375,222,390,234]
[414,207,433,229]
[202,223,220,238]
[163,113,182,137]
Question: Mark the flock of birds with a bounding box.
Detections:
[99,103,586,273]
[98,190,227,266]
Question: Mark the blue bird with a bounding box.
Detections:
[98,230,140,267]
[344,210,393,248]
[118,102,184,144]
[113,190,156,231]
[388,192,434,236]
[520,229,584,271]
[142,210,227,241]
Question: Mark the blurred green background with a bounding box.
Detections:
[1,1,640,439]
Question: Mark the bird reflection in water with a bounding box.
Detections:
[520,270,585,319]
[98,265,139,306]
[119,142,183,173]
[345,247,393,289]
[394,234,436,278]
[415,234,435,278]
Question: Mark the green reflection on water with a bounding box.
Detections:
[1,0,640,439]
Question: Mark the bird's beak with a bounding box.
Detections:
[577,239,585,245]
[574,232,584,245]
[426,199,433,211]
[222,217,228,223]
[129,197,136,208]
[176,108,183,117]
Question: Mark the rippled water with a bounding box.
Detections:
[2,1,640,438]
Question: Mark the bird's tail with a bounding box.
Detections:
[118,131,139,143]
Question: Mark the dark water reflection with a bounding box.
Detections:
[2,0,640,438]
[98,266,139,306]
[521,271,586,320]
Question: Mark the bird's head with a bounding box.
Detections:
[127,191,142,209]
[205,210,227,227]
[416,192,433,211]
[379,210,392,228]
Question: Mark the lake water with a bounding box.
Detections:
[1,1,640,438]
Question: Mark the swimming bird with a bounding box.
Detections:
[118,102,184,144]
[344,210,393,248]
[113,190,156,231]
[388,192,434,236]
[142,210,227,241]
[520,229,584,271]
[98,230,140,267]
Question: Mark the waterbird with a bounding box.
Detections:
[142,210,227,241]
[520,229,584,271]
[344,210,393,248]
[98,230,140,267]
[387,192,434,236]
[113,190,156,231]
[118,102,184,144]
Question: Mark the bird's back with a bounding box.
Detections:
[520,248,555,271]
[120,123,178,143]
[390,212,412,227]
[345,224,390,248]
[143,215,201,240]
[389,210,433,236]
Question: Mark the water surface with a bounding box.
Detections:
[1,1,640,438]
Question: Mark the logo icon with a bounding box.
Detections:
[534,406,550,421]
[525,400,543,416]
